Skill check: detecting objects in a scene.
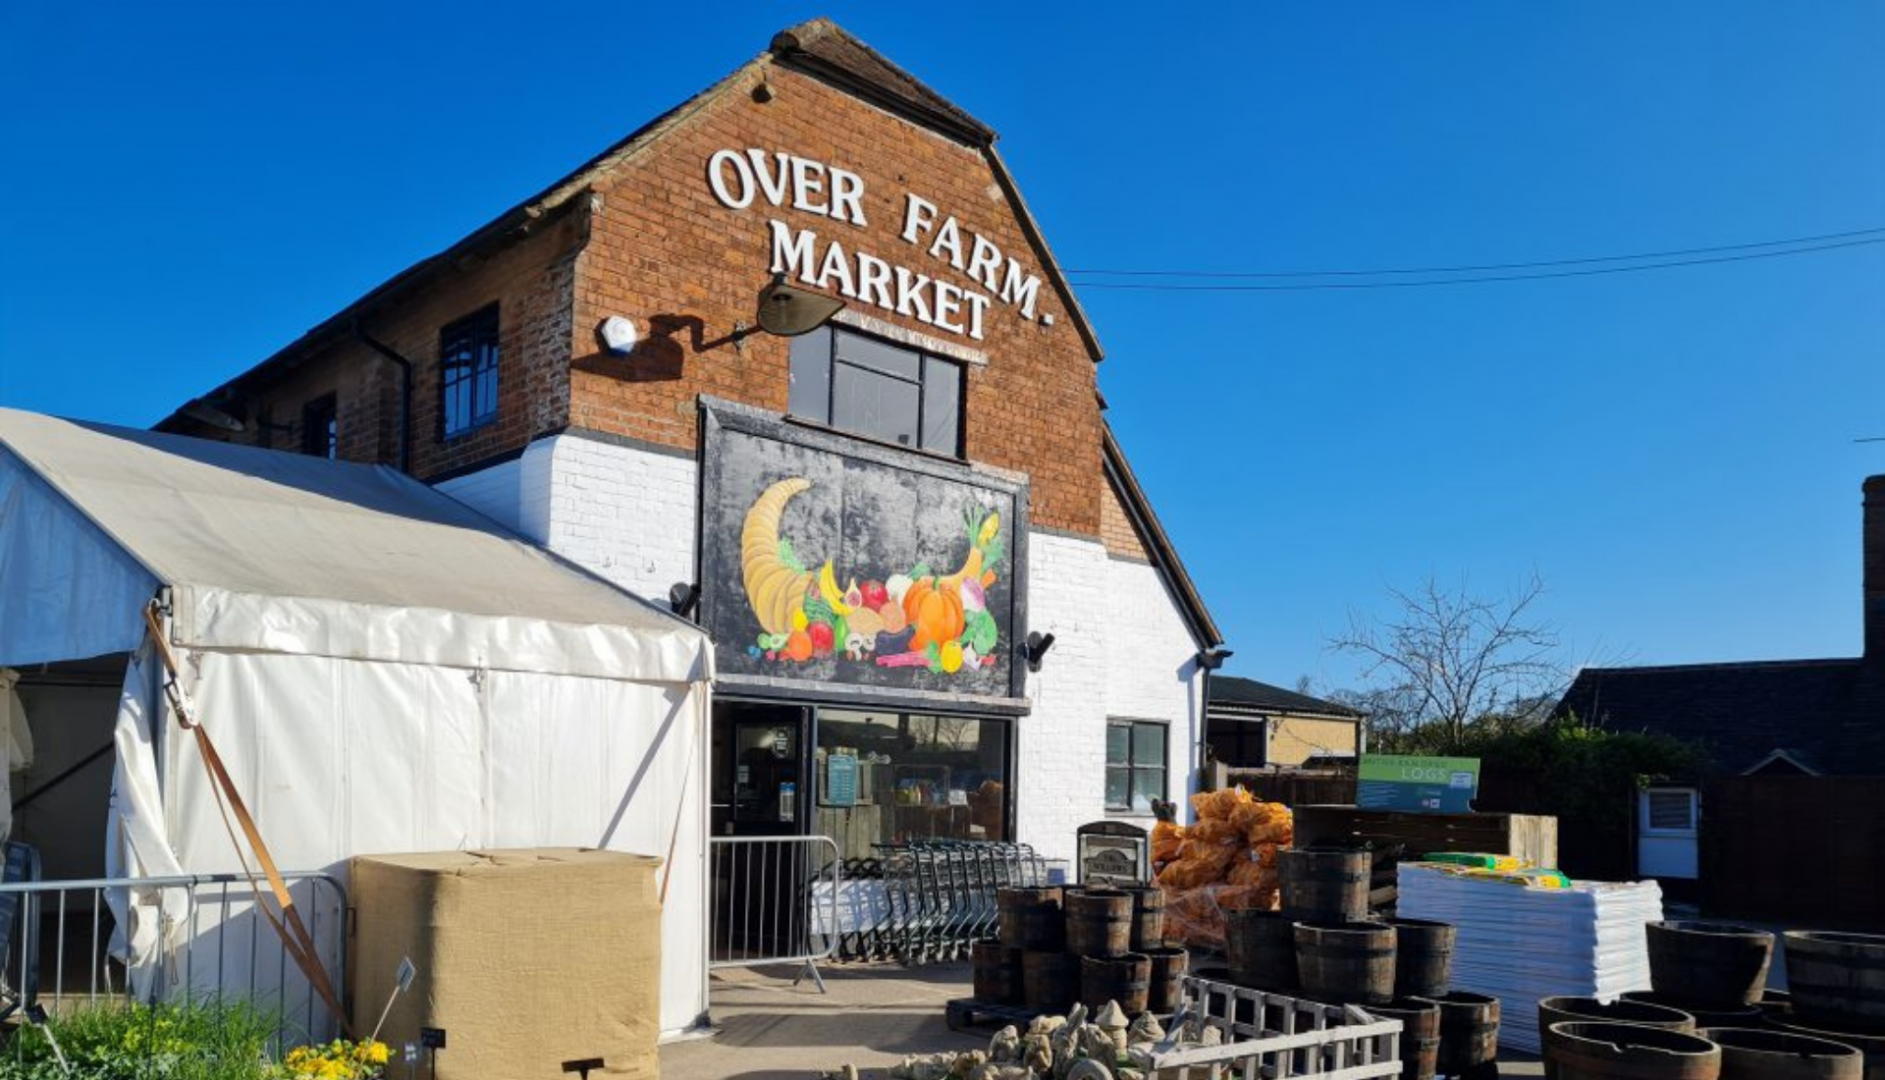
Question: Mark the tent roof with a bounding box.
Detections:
[0,409,710,683]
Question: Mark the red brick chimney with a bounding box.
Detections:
[1867,476,1885,662]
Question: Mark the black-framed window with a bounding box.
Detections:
[1106,719,1168,813]
[439,304,500,438]
[787,325,963,455]
[302,394,338,459]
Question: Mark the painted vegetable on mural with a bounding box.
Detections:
[740,476,1004,674]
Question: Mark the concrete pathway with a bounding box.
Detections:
[661,961,1546,1078]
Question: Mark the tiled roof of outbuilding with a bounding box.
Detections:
[1209,676,1364,719]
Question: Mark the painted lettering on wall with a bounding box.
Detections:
[706,147,1046,341]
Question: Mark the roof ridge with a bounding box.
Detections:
[1575,657,1862,676]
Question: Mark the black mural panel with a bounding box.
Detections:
[699,401,1029,705]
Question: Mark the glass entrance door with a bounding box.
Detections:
[711,700,811,836]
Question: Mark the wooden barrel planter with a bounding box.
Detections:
[1623,991,1764,1031]
[1226,908,1299,992]
[1123,885,1167,952]
[1647,921,1775,1007]
[1295,918,1396,1006]
[1773,1016,1885,1080]
[1080,952,1152,1014]
[1065,888,1133,958]
[1785,931,1885,1032]
[1545,1022,1721,1080]
[1022,949,1079,1012]
[1433,991,1501,1079]
[1366,998,1441,1080]
[1701,1027,1864,1080]
[1540,997,1698,1079]
[998,886,1065,952]
[1280,848,1371,920]
[1387,917,1456,999]
[1760,989,1795,1021]
[972,939,1022,1004]
[1143,945,1188,1013]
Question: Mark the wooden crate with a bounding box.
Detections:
[1291,805,1558,868]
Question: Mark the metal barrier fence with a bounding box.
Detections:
[820,841,1049,965]
[0,872,348,1048]
[709,835,841,991]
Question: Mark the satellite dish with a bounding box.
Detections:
[755,274,845,337]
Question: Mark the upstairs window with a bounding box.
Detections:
[788,326,963,456]
[302,394,338,459]
[440,304,500,438]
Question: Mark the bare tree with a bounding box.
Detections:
[1329,574,1565,752]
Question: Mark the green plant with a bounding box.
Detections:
[0,999,282,1080]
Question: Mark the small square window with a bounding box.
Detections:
[1105,720,1169,813]
[440,305,500,439]
[788,326,964,456]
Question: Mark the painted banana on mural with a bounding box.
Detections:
[738,475,1006,674]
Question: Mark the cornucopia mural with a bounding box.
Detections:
[701,404,1027,699]
[741,477,1005,674]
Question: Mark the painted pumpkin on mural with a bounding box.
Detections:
[739,477,1004,674]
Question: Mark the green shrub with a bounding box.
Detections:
[0,1000,281,1080]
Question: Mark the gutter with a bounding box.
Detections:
[351,321,414,473]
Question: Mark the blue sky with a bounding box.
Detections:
[3,3,1881,692]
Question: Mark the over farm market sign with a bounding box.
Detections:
[706,148,1046,341]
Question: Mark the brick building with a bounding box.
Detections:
[158,19,1223,864]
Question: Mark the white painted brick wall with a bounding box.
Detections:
[1104,556,1206,828]
[539,435,698,603]
[1015,531,1111,864]
[434,441,555,543]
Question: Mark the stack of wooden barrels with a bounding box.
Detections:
[1215,846,1488,1080]
[1531,922,1882,1080]
[972,883,1190,1019]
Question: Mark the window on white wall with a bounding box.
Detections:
[1106,719,1168,813]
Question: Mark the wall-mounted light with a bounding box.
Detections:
[755,273,846,336]
[1196,647,1234,671]
[597,316,639,355]
[668,582,700,619]
[1023,631,1056,673]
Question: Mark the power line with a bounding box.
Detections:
[1064,226,1885,280]
[1063,235,1885,292]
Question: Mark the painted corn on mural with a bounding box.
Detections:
[701,403,1027,701]
[741,476,1006,673]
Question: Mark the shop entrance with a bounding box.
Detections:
[710,700,811,837]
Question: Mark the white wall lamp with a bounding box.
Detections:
[597,316,639,355]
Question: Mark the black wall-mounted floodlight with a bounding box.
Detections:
[1023,631,1056,673]
[1196,646,1234,671]
[755,273,846,336]
[668,582,700,619]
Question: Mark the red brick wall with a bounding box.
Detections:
[569,65,1105,536]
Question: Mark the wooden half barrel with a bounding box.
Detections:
[1623,991,1764,1031]
[998,886,1065,952]
[1226,908,1299,992]
[1701,1027,1864,1080]
[1545,1022,1721,1080]
[972,939,1022,1005]
[1366,998,1441,1080]
[1065,888,1133,959]
[1773,1016,1885,1080]
[1760,989,1795,1022]
[1143,946,1189,1014]
[1785,931,1885,1032]
[1123,885,1167,952]
[1280,848,1370,920]
[1646,921,1775,1007]
[1080,952,1152,1014]
[1387,917,1456,1000]
[1539,996,1697,1079]
[1295,919,1396,1006]
[1433,991,1501,1078]
[1023,949,1079,1012]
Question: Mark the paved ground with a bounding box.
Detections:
[661,961,1547,1079]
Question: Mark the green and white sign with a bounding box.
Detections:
[1356,754,1481,813]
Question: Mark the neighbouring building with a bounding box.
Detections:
[1554,475,1885,923]
[153,18,1224,866]
[1205,676,1365,769]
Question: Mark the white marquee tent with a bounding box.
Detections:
[0,408,714,1036]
